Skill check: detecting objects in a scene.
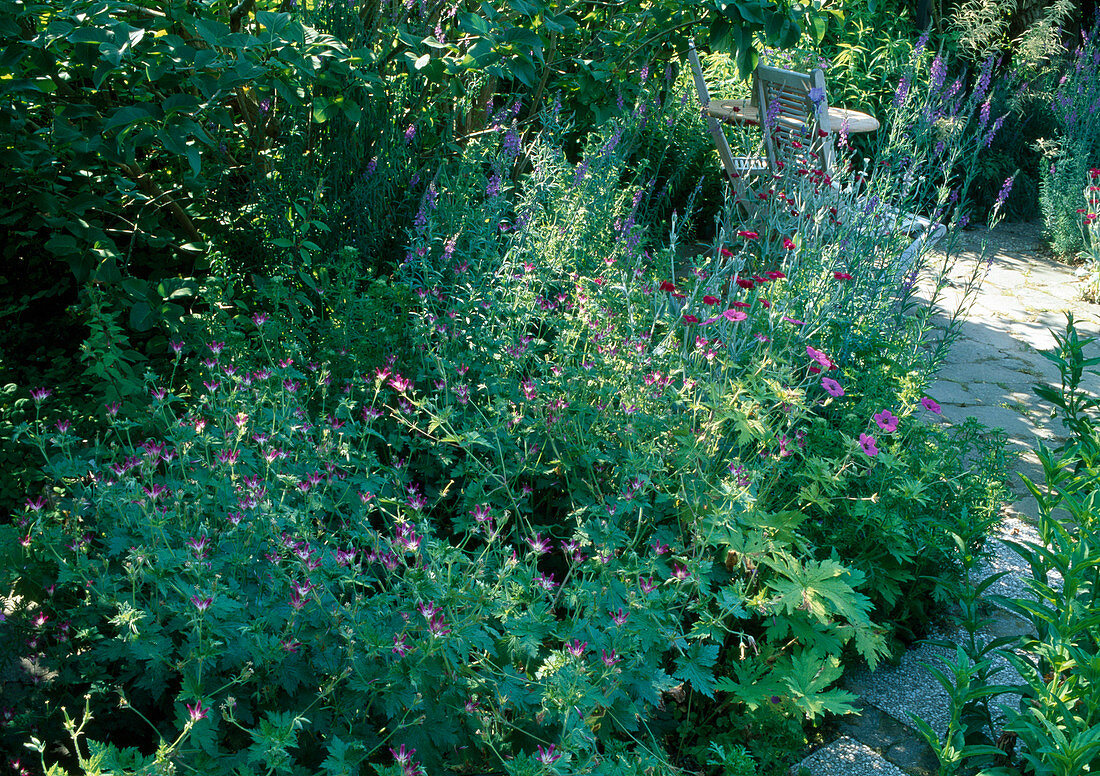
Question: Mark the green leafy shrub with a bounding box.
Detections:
[1039,16,1100,257]
[6,60,1014,774]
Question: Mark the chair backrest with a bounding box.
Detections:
[753,64,835,175]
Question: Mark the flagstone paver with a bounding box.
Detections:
[796,220,1099,775]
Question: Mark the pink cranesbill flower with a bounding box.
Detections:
[873,410,899,432]
[859,433,879,457]
[723,309,748,322]
[806,346,832,370]
[821,377,844,397]
[921,396,942,414]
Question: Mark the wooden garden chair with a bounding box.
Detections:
[686,42,768,217]
[752,63,946,269]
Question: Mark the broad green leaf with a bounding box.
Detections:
[673,641,719,698]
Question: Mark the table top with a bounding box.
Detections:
[705,98,881,134]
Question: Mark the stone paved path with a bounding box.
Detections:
[792,221,1100,775]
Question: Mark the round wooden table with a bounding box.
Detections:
[705,98,880,134]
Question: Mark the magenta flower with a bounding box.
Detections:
[783,316,805,326]
[536,744,562,765]
[427,613,450,637]
[392,634,410,657]
[527,533,551,555]
[185,700,208,722]
[921,396,942,414]
[391,744,415,767]
[609,607,628,625]
[873,410,899,432]
[190,595,213,612]
[567,639,587,657]
[639,576,656,593]
[601,649,621,667]
[671,564,690,581]
[806,346,832,370]
[859,433,879,457]
[30,387,52,403]
[185,535,208,558]
[821,377,844,397]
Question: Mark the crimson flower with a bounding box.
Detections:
[737,230,759,239]
[782,237,796,250]
[659,280,677,292]
[682,314,700,325]
[834,271,853,280]
[703,295,720,305]
[736,278,755,290]
[766,270,786,279]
